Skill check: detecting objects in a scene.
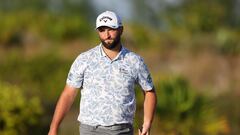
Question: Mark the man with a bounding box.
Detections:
[48,11,157,135]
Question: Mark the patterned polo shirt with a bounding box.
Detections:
[66,44,154,126]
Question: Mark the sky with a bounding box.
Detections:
[90,0,134,20]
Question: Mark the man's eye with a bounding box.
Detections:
[98,29,104,32]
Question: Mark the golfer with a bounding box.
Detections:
[48,10,157,135]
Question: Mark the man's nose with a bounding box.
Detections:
[104,30,111,39]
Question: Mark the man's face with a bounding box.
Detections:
[97,26,123,49]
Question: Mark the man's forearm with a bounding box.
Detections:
[48,85,78,135]
[143,90,157,129]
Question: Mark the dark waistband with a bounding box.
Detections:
[80,123,132,130]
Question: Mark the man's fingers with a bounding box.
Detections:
[138,129,141,135]
[140,127,150,135]
[140,130,145,135]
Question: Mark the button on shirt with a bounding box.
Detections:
[66,44,154,126]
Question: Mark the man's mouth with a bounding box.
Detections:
[105,39,113,43]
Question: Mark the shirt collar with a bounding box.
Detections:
[99,44,128,61]
[99,44,107,57]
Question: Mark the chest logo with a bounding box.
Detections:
[119,68,129,75]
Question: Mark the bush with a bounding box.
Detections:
[0,52,71,102]
[0,82,43,135]
[155,77,229,135]
[216,28,240,55]
[0,11,93,45]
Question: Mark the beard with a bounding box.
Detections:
[101,34,121,50]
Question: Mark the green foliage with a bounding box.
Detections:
[182,0,225,32]
[131,25,151,49]
[0,0,95,44]
[214,92,240,135]
[165,0,239,32]
[156,77,229,135]
[0,11,93,45]
[41,14,92,40]
[0,51,71,102]
[0,51,76,134]
[157,77,195,114]
[0,1,239,134]
[216,28,240,55]
[126,24,161,50]
[0,82,43,135]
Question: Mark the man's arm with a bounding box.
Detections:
[48,84,79,135]
[140,88,157,135]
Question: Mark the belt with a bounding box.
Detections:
[97,123,132,130]
[81,123,132,130]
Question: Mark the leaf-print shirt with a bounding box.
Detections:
[66,44,154,126]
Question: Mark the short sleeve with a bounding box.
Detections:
[137,58,154,91]
[66,55,87,88]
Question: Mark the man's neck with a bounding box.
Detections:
[102,43,122,60]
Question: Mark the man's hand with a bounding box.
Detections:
[138,125,150,135]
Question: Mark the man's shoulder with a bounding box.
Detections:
[81,45,99,56]
[76,45,100,59]
[123,48,143,61]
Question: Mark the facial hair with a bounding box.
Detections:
[101,34,121,50]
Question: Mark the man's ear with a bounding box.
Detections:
[118,26,123,35]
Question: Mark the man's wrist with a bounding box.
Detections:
[143,120,151,126]
[48,125,58,135]
[142,121,151,130]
